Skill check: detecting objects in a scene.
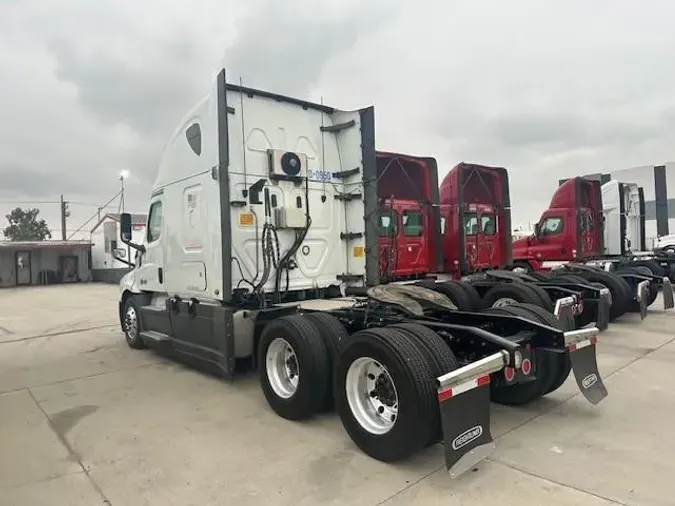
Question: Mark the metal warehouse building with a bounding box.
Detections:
[561,162,675,249]
[0,240,93,288]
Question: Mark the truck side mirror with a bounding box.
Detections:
[120,213,132,242]
[534,223,541,237]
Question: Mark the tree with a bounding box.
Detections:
[3,207,52,241]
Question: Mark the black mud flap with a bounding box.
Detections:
[662,277,674,310]
[564,328,608,405]
[637,280,649,319]
[596,288,611,331]
[437,351,509,478]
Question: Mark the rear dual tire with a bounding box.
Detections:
[572,270,631,321]
[482,282,554,312]
[334,327,440,462]
[483,303,571,405]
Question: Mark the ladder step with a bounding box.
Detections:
[140,330,172,343]
[341,232,363,240]
[335,192,362,201]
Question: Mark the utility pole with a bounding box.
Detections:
[60,195,68,241]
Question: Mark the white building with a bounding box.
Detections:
[89,213,147,283]
[564,163,675,249]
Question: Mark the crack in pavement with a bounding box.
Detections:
[0,324,118,345]
[27,389,112,505]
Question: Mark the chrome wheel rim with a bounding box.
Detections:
[266,338,299,399]
[345,357,399,435]
[492,297,518,307]
[124,305,137,339]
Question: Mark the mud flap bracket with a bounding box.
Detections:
[437,351,510,478]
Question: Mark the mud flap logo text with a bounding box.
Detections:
[451,426,483,451]
[582,374,598,389]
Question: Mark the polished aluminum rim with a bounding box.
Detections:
[345,357,399,435]
[124,305,137,339]
[492,297,518,307]
[266,338,299,399]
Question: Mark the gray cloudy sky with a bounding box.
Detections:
[2,0,675,236]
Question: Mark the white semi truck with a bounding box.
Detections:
[116,69,605,478]
[600,180,675,283]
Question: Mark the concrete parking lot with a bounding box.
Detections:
[1,283,673,505]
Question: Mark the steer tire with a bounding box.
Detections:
[482,283,546,309]
[482,305,559,406]
[415,280,474,310]
[121,297,146,349]
[515,303,573,395]
[304,312,349,409]
[390,323,459,446]
[258,315,330,421]
[334,327,437,462]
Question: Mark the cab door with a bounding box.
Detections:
[377,208,398,278]
[530,212,569,261]
[137,196,166,292]
[398,206,427,275]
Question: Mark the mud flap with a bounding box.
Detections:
[437,351,509,478]
[662,277,674,310]
[564,328,608,405]
[596,288,611,331]
[637,280,649,319]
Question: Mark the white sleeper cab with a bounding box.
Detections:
[117,69,605,478]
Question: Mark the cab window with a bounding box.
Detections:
[402,210,423,237]
[378,210,397,237]
[463,212,479,236]
[481,213,496,236]
[147,201,163,242]
[540,216,563,236]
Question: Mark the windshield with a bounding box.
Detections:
[464,211,496,236]
[464,212,479,236]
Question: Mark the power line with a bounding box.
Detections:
[67,189,123,240]
[0,200,113,207]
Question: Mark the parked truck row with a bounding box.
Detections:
[114,69,667,479]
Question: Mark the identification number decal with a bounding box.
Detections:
[308,169,332,182]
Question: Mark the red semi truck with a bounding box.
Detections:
[374,152,612,327]
[511,176,673,318]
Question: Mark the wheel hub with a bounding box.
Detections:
[124,306,137,338]
[493,297,518,307]
[346,357,399,434]
[266,338,300,399]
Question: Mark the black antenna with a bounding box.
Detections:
[320,96,326,199]
[239,77,248,196]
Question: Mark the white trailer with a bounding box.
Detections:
[116,69,604,477]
